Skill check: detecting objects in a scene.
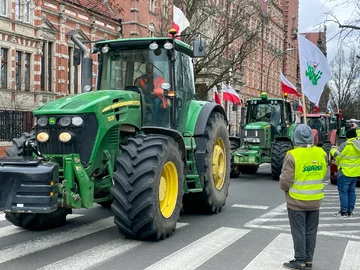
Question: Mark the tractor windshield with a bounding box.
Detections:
[308,117,327,132]
[247,101,282,125]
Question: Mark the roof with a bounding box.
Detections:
[95,38,193,55]
[306,114,330,118]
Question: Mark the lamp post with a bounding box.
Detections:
[265,48,295,93]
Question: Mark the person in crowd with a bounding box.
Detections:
[280,124,327,270]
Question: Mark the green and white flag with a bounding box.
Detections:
[298,33,333,104]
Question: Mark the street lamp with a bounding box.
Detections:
[265,48,296,93]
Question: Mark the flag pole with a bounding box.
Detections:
[301,93,307,124]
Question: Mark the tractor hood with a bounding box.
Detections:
[244,122,270,130]
[33,90,140,115]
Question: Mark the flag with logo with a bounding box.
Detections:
[298,33,333,104]
[171,6,190,39]
[221,83,241,105]
[280,71,301,97]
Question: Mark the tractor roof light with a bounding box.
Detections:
[149,42,159,50]
[283,92,288,99]
[260,92,268,100]
[101,45,109,54]
[37,132,49,143]
[59,132,72,143]
[164,41,173,50]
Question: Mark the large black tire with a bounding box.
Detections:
[271,140,292,180]
[230,139,240,178]
[322,142,332,154]
[111,135,184,240]
[5,131,72,230]
[183,112,231,214]
[239,165,259,174]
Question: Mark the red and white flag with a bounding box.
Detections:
[214,88,221,104]
[314,100,319,113]
[222,83,241,105]
[172,6,190,38]
[280,71,301,97]
[299,100,304,113]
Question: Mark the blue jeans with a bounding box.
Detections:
[337,172,357,213]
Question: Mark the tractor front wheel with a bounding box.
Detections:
[111,135,184,240]
[5,131,72,230]
[271,140,292,180]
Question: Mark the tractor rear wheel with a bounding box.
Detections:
[5,131,72,230]
[239,165,259,174]
[322,142,332,154]
[271,140,292,180]
[111,135,184,240]
[183,112,231,214]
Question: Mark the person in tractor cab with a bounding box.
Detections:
[310,118,323,132]
[134,63,169,125]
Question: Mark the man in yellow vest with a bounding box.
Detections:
[330,128,360,217]
[280,124,327,270]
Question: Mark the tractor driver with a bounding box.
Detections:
[134,63,169,125]
[270,106,281,137]
[310,118,323,132]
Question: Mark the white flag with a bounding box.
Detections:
[173,6,190,35]
[298,33,333,104]
[327,99,333,115]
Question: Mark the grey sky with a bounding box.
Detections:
[299,0,354,61]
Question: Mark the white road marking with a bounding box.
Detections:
[145,227,250,270]
[0,214,84,238]
[38,222,190,270]
[339,241,360,269]
[243,233,293,270]
[0,217,115,264]
[244,203,287,228]
[251,216,360,222]
[231,204,269,210]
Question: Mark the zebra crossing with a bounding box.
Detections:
[0,187,359,270]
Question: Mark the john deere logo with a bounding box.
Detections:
[305,62,322,86]
[49,117,56,125]
[302,164,323,172]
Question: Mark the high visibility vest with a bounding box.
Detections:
[287,146,327,201]
[331,138,360,177]
[356,128,360,138]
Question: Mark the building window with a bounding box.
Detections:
[0,48,7,88]
[24,53,30,91]
[15,0,30,23]
[40,41,54,91]
[67,46,81,94]
[149,0,155,12]
[162,0,168,18]
[148,23,155,37]
[0,0,6,16]
[15,51,21,90]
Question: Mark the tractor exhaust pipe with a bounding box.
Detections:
[67,30,93,93]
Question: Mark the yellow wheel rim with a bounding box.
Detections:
[159,161,178,218]
[212,138,226,190]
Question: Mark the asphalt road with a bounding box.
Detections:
[0,164,359,270]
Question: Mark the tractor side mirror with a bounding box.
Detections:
[193,39,206,58]
[292,102,299,111]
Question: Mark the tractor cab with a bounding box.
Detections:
[96,38,196,129]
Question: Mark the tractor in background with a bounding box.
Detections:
[303,112,346,153]
[232,92,296,180]
[0,31,231,240]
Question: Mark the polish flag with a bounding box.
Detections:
[214,88,221,104]
[171,6,190,38]
[280,71,301,97]
[299,100,304,113]
[222,83,241,105]
[314,99,319,113]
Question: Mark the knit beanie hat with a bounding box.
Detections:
[294,124,313,145]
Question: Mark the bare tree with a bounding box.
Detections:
[330,46,360,119]
[172,0,264,90]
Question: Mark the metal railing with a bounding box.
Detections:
[0,110,33,141]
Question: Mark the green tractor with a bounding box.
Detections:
[0,32,231,240]
[232,92,296,180]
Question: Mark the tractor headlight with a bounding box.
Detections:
[72,116,83,126]
[37,117,48,127]
[37,132,49,143]
[244,137,260,143]
[59,116,71,127]
[59,132,72,143]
